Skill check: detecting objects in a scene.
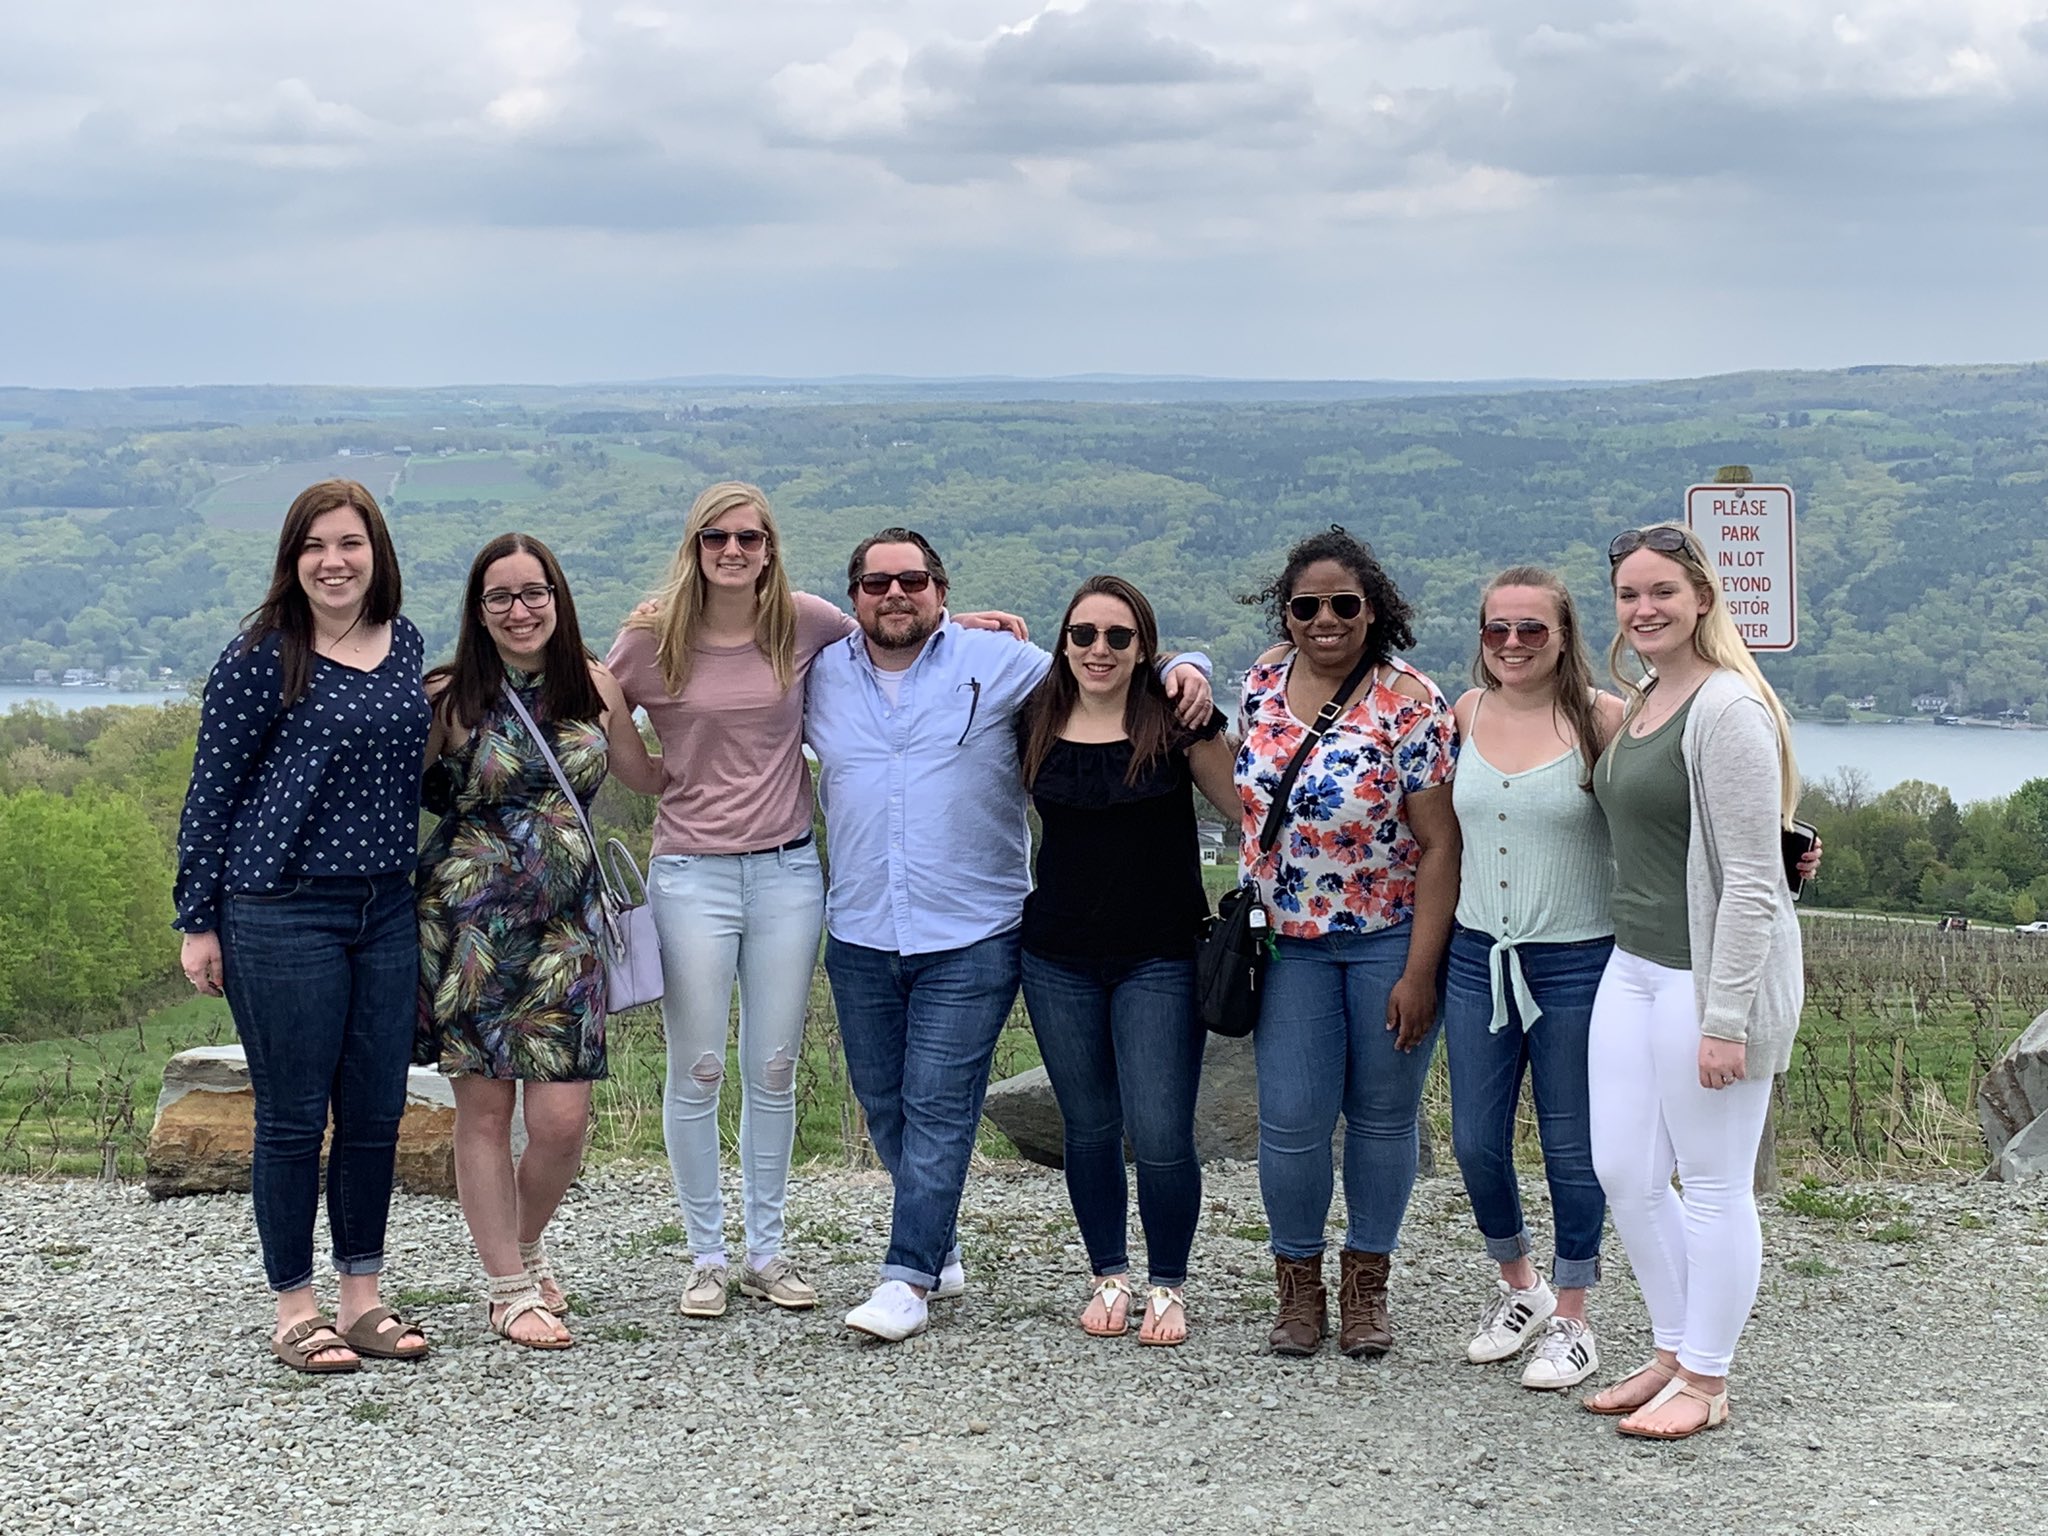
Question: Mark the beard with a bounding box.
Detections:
[860,602,942,655]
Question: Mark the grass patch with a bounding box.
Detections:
[347,1402,392,1425]
[392,1287,471,1309]
[614,1222,686,1259]
[1867,1219,1919,1244]
[1785,1256,1840,1278]
[1227,1222,1270,1244]
[1956,1212,1987,1231]
[1779,1179,1894,1222]
[593,1322,649,1344]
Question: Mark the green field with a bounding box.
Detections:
[387,452,549,506]
[196,456,409,528]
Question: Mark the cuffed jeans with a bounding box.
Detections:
[1442,924,1610,1289]
[649,844,826,1263]
[220,872,417,1294]
[1020,950,1205,1288]
[824,928,1021,1289]
[1255,924,1441,1259]
[1589,948,1775,1376]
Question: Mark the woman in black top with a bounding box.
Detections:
[173,480,433,1375]
[1016,575,1237,1346]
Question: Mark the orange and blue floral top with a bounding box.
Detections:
[1233,653,1458,939]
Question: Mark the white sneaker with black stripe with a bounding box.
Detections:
[1465,1277,1556,1363]
[1520,1316,1600,1390]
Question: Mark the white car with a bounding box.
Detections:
[2016,922,2048,936]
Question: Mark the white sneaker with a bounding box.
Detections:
[845,1281,928,1342]
[1465,1277,1556,1363]
[930,1259,967,1301]
[1520,1316,1600,1390]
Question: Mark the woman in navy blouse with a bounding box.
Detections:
[173,479,434,1375]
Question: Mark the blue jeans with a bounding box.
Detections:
[649,844,826,1264]
[220,872,418,1293]
[824,928,1022,1289]
[1255,924,1441,1258]
[1020,951,1205,1288]
[1442,925,1611,1289]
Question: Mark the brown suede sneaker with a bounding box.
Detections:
[1268,1255,1327,1356]
[1338,1250,1393,1357]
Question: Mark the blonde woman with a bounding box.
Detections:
[1583,523,1804,1441]
[606,484,1020,1320]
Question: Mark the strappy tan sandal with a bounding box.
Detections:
[1616,1375,1729,1441]
[487,1272,574,1350]
[271,1315,361,1375]
[340,1304,430,1361]
[519,1235,567,1315]
[1138,1286,1188,1348]
[1583,1356,1676,1416]
[1081,1275,1133,1338]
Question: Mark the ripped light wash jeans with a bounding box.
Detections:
[650,842,825,1264]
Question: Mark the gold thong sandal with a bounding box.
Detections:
[1081,1275,1134,1338]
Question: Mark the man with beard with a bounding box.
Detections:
[806,527,1212,1341]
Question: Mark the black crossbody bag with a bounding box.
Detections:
[1195,650,1379,1037]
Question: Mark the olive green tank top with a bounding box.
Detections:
[1593,692,1696,970]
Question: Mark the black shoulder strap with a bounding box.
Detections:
[1254,650,1380,855]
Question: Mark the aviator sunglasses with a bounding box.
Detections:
[1480,619,1552,651]
[1607,526,1691,564]
[699,527,768,552]
[1288,591,1366,623]
[1063,623,1136,651]
[856,569,935,596]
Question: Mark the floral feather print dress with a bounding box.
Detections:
[416,672,610,1081]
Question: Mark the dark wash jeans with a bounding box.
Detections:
[1020,950,1205,1288]
[220,872,417,1293]
[1442,924,1611,1289]
[824,928,1022,1289]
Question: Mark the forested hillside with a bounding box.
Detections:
[3,362,2047,714]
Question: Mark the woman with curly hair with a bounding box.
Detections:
[1232,527,1460,1359]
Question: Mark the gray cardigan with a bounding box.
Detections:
[1681,670,1805,1076]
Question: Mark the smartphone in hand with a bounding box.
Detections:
[1781,819,1818,901]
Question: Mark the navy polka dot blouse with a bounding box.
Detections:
[172,617,432,933]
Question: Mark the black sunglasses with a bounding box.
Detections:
[1288,592,1366,623]
[1607,526,1691,564]
[1481,619,1552,651]
[1064,623,1136,652]
[699,528,768,552]
[480,583,555,615]
[856,569,935,596]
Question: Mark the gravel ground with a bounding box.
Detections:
[3,1159,2044,1536]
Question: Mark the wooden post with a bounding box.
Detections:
[1753,1079,1782,1194]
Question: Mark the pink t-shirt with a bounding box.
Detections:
[606,591,857,856]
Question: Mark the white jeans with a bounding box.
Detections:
[649,843,825,1264]
[1588,948,1775,1376]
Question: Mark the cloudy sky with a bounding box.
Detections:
[5,0,2046,386]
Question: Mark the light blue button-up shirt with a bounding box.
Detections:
[805,621,1210,956]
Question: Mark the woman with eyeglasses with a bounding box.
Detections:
[1580,522,1805,1440]
[416,533,662,1347]
[1233,527,1459,1359]
[1013,576,1236,1346]
[1442,566,1623,1391]
[604,484,1022,1320]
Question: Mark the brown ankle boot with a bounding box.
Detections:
[1268,1255,1327,1356]
[1338,1250,1393,1357]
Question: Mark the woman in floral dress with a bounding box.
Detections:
[417,533,662,1347]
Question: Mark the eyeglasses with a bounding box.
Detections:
[699,528,768,552]
[1064,623,1136,652]
[1607,526,1692,564]
[480,584,554,615]
[1287,592,1366,623]
[856,570,935,597]
[1480,620,1553,651]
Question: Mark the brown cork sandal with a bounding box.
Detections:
[271,1315,361,1375]
[339,1304,430,1361]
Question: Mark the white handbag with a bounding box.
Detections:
[501,684,664,1015]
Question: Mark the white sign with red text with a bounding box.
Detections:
[1684,483,1797,651]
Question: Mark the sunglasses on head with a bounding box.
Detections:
[1287,592,1366,623]
[1064,623,1136,652]
[1480,619,1552,651]
[1607,526,1692,564]
[699,527,768,552]
[856,569,935,596]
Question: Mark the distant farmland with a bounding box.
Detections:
[194,456,409,528]
[390,453,548,506]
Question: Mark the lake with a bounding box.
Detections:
[1789,720,2043,805]
[0,685,193,714]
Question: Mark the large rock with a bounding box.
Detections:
[984,1031,1436,1175]
[145,1044,460,1200]
[1997,1111,2048,1183]
[1978,1009,2048,1174]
